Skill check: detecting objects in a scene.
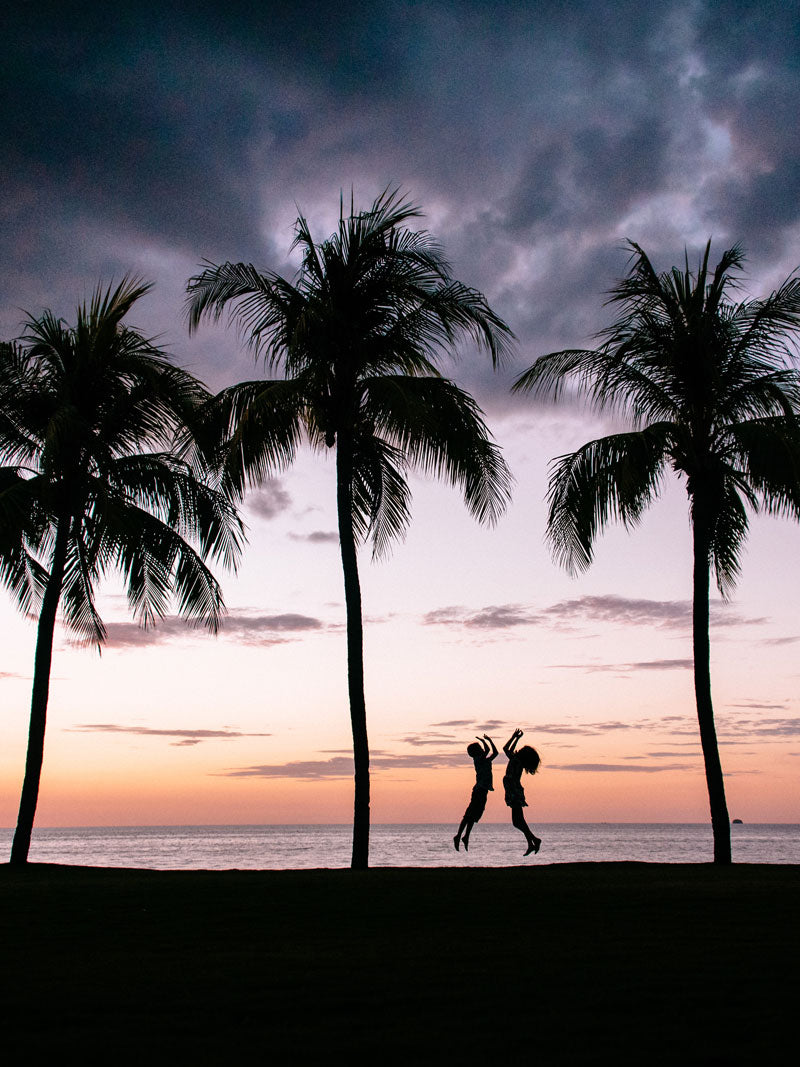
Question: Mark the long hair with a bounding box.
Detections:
[518,745,541,775]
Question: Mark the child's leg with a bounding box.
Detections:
[511,806,529,838]
[512,807,541,854]
[454,815,469,850]
[462,819,475,850]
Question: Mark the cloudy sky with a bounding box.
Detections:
[2,0,800,830]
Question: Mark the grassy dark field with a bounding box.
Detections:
[1,862,798,1064]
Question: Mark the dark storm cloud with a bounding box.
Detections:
[693,1,800,258]
[4,0,800,404]
[71,723,271,746]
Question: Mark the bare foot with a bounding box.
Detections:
[463,837,470,851]
[524,836,542,856]
[453,835,460,851]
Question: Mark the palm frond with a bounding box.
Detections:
[363,375,513,528]
[725,415,800,521]
[546,426,672,573]
[703,481,749,599]
[350,435,412,558]
[195,379,305,497]
[60,527,106,647]
[0,467,48,614]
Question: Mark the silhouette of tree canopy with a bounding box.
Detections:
[514,241,800,864]
[1,279,242,865]
[187,188,514,869]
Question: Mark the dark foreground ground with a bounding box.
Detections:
[1,862,798,1064]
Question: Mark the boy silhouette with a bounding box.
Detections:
[453,734,498,851]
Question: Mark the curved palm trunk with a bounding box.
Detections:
[336,436,370,870]
[10,516,71,866]
[692,517,731,865]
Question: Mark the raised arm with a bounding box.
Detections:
[503,729,522,757]
[483,734,498,761]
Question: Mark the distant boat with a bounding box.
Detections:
[732,818,743,824]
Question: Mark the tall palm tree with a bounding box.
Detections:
[187,188,514,869]
[513,241,800,864]
[1,279,242,866]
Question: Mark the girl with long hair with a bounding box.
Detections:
[503,729,541,855]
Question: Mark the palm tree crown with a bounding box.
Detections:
[514,241,800,863]
[3,278,243,864]
[187,189,513,547]
[187,188,514,867]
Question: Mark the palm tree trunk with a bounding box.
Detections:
[10,515,70,866]
[336,436,370,870]
[692,516,731,865]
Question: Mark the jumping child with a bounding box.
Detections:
[503,728,542,856]
[453,734,498,851]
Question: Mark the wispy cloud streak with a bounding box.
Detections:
[102,612,327,649]
[71,724,272,747]
[423,596,761,634]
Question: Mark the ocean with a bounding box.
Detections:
[2,822,798,869]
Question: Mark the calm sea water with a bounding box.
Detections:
[1,823,798,869]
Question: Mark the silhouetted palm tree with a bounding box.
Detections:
[187,189,513,868]
[1,280,242,865]
[514,241,800,864]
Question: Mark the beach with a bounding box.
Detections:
[2,862,797,1063]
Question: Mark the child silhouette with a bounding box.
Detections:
[503,728,542,856]
[454,734,498,851]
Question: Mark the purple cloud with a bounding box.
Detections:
[289,531,339,544]
[220,748,479,779]
[70,724,272,747]
[102,611,325,649]
[552,762,693,773]
[722,716,800,739]
[246,479,292,520]
[549,658,693,673]
[424,604,537,629]
[542,595,758,630]
[423,596,762,635]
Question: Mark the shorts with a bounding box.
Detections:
[462,785,489,822]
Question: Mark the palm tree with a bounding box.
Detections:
[186,188,514,869]
[513,241,800,864]
[1,279,243,866]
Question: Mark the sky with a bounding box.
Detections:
[2,0,800,829]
